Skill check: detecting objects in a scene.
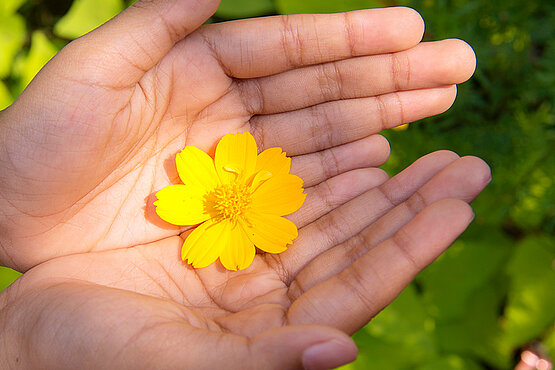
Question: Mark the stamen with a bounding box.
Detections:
[209,183,252,223]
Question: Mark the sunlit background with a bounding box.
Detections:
[0,0,553,368]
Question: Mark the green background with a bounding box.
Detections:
[1,0,554,368]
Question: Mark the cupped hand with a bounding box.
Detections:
[1,150,490,369]
[0,0,487,368]
[0,0,475,270]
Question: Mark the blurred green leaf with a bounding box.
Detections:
[366,285,436,351]
[54,0,124,39]
[348,329,434,369]
[0,0,26,16]
[414,355,484,370]
[13,31,59,93]
[543,325,555,364]
[275,0,387,14]
[417,226,512,322]
[0,13,26,78]
[0,81,13,110]
[435,283,511,368]
[352,285,438,369]
[0,266,21,291]
[215,0,275,19]
[502,235,555,347]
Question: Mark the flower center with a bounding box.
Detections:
[210,183,252,222]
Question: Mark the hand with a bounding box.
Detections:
[0,0,488,368]
[0,1,475,270]
[0,150,490,369]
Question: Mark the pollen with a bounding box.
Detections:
[210,183,252,222]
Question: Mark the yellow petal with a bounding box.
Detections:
[176,146,220,192]
[181,219,228,268]
[251,174,307,216]
[243,212,298,253]
[154,185,209,225]
[219,223,255,271]
[255,147,291,176]
[214,132,258,184]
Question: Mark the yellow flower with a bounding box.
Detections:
[154,132,306,271]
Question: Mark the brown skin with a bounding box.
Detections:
[0,1,488,368]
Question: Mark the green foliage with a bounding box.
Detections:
[0,267,21,291]
[0,0,27,16]
[502,236,555,348]
[12,31,58,94]
[215,0,275,19]
[54,0,124,39]
[276,0,387,14]
[417,227,512,323]
[1,0,554,369]
[0,8,26,78]
[0,80,13,110]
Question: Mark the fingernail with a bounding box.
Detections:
[302,339,357,370]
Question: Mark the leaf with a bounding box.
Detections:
[0,13,26,78]
[215,0,275,19]
[54,0,124,39]
[543,326,555,365]
[417,226,512,322]
[366,284,436,351]
[414,355,484,370]
[353,284,438,368]
[275,0,387,14]
[0,267,21,292]
[13,31,59,94]
[0,0,26,16]
[502,235,555,347]
[0,80,13,110]
[347,329,433,370]
[434,282,512,369]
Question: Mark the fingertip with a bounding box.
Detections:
[252,325,358,370]
[365,134,390,166]
[459,155,492,188]
[446,38,477,83]
[302,337,358,370]
[438,84,458,113]
[350,7,425,53]
[431,198,475,225]
[394,7,426,44]
[426,149,461,163]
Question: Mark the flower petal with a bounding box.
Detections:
[154,185,209,225]
[243,212,298,253]
[215,132,258,184]
[251,174,307,216]
[219,224,256,271]
[182,219,228,268]
[255,147,291,176]
[176,146,220,192]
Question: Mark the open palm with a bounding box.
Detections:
[0,0,489,368]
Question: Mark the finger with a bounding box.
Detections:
[289,156,491,292]
[238,39,475,115]
[252,85,457,156]
[62,0,220,86]
[271,150,461,280]
[199,7,424,78]
[290,134,390,187]
[182,325,358,370]
[4,278,357,369]
[287,198,475,334]
[290,168,389,229]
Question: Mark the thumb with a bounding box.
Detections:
[62,0,221,85]
[250,325,358,370]
[175,324,358,370]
